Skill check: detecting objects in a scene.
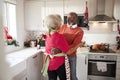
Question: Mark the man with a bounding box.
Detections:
[58,12,84,80]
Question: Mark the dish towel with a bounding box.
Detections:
[96,62,107,72]
[41,53,70,80]
[65,55,71,80]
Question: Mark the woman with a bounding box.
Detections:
[42,14,70,80]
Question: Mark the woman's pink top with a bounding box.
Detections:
[45,32,70,70]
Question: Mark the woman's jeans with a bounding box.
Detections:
[48,63,66,80]
[68,56,78,80]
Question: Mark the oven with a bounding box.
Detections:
[88,54,117,80]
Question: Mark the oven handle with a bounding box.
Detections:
[88,61,116,64]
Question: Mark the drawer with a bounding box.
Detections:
[117,62,120,69]
[116,69,120,78]
[117,56,120,62]
[116,78,120,80]
[12,69,27,80]
[10,61,26,78]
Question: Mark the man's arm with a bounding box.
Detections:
[66,43,81,55]
[67,30,84,55]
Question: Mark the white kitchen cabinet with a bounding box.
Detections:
[116,56,120,80]
[20,76,27,80]
[7,48,45,80]
[24,0,87,32]
[64,0,85,14]
[13,75,27,80]
[10,60,27,80]
[76,53,88,80]
[24,1,46,31]
[26,52,43,80]
[114,0,120,19]
[24,0,64,32]
[13,73,27,80]
[12,69,27,80]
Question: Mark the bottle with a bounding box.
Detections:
[37,37,41,49]
[30,40,35,47]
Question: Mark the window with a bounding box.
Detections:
[3,2,17,39]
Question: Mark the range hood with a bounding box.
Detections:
[89,0,116,23]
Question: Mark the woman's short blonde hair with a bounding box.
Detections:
[55,14,62,23]
[44,14,62,30]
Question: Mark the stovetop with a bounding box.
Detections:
[89,45,116,53]
[89,49,116,53]
[89,44,116,53]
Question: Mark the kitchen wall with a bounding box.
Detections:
[83,23,117,45]
[84,0,120,45]
[24,0,120,45]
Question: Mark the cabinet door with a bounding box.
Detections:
[20,76,27,80]
[76,54,87,80]
[13,75,27,80]
[116,56,120,80]
[26,53,43,80]
[24,2,46,31]
[12,69,27,80]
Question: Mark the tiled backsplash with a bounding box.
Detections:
[83,33,117,45]
[82,23,118,45]
[25,31,46,41]
[25,31,118,45]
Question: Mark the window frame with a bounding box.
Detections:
[3,1,17,40]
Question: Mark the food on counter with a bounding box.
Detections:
[92,44,101,50]
[99,44,106,50]
[92,43,107,50]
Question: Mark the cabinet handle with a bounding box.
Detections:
[33,55,37,58]
[85,56,87,64]
[88,61,116,64]
[26,77,27,80]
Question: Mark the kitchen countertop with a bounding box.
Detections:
[6,47,45,67]
[77,47,120,56]
[6,46,120,67]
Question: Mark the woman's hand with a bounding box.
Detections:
[51,48,62,55]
